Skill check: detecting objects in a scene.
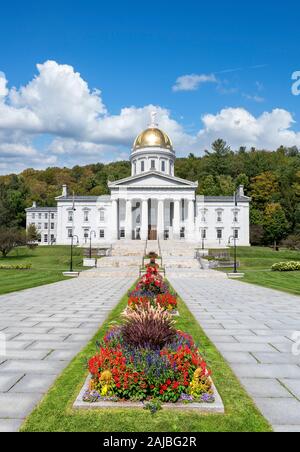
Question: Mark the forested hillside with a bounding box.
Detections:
[1,139,300,247]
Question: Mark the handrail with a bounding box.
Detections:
[142,238,148,267]
[157,236,163,267]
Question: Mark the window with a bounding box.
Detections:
[45,213,48,220]
[51,213,55,220]
[38,213,42,220]
[169,162,173,175]
[44,223,48,230]
[84,211,89,222]
[68,211,73,222]
[67,228,73,238]
[99,229,105,239]
[233,211,239,223]
[51,223,55,230]
[151,160,156,170]
[44,234,48,243]
[217,211,223,223]
[100,209,105,222]
[37,223,42,230]
[234,229,239,239]
[51,234,55,243]
[180,227,185,239]
[201,229,207,239]
[161,161,166,172]
[32,213,35,219]
[120,229,125,239]
[134,162,137,175]
[84,229,89,240]
[217,229,223,240]
[141,161,145,172]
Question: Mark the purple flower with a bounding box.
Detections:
[201,393,215,403]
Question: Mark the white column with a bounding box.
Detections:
[157,199,165,239]
[141,199,149,241]
[187,199,195,240]
[173,199,180,240]
[111,199,119,241]
[125,199,133,240]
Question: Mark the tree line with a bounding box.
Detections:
[0,139,300,250]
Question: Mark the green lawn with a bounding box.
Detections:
[21,288,271,433]
[0,246,83,295]
[225,246,300,296]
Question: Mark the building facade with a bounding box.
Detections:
[26,118,251,248]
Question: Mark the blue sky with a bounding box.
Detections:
[0,0,299,173]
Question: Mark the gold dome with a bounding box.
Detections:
[133,127,173,151]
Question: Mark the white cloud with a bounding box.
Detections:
[0,60,300,174]
[198,108,300,149]
[243,93,265,103]
[0,72,8,98]
[172,74,217,92]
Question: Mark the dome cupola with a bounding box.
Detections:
[130,111,175,177]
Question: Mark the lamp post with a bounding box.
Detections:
[89,230,96,259]
[228,188,239,274]
[228,235,237,273]
[70,235,79,272]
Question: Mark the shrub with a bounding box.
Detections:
[271,261,300,272]
[0,263,32,270]
[121,304,177,350]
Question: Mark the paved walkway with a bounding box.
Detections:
[0,275,134,432]
[169,272,300,432]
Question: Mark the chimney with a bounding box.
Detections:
[62,185,68,197]
[32,201,37,208]
[238,185,245,197]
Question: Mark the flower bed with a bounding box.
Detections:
[86,312,215,404]
[78,264,220,410]
[272,261,300,272]
[129,263,178,313]
[0,263,32,270]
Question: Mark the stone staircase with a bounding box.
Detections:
[79,239,226,279]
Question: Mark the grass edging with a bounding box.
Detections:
[20,284,272,432]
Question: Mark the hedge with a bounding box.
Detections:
[271,261,300,272]
[0,263,32,270]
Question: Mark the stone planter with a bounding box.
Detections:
[73,375,224,414]
[83,258,97,267]
[63,271,80,278]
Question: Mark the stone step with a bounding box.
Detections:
[97,257,142,268]
[80,268,139,278]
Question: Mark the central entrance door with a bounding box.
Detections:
[148,199,158,240]
[148,226,157,241]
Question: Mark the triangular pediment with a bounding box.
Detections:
[108,171,198,188]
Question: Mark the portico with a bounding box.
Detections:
[108,171,198,241]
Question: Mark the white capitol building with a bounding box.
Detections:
[26,115,250,248]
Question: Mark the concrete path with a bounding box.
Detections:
[0,275,134,432]
[169,272,300,432]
